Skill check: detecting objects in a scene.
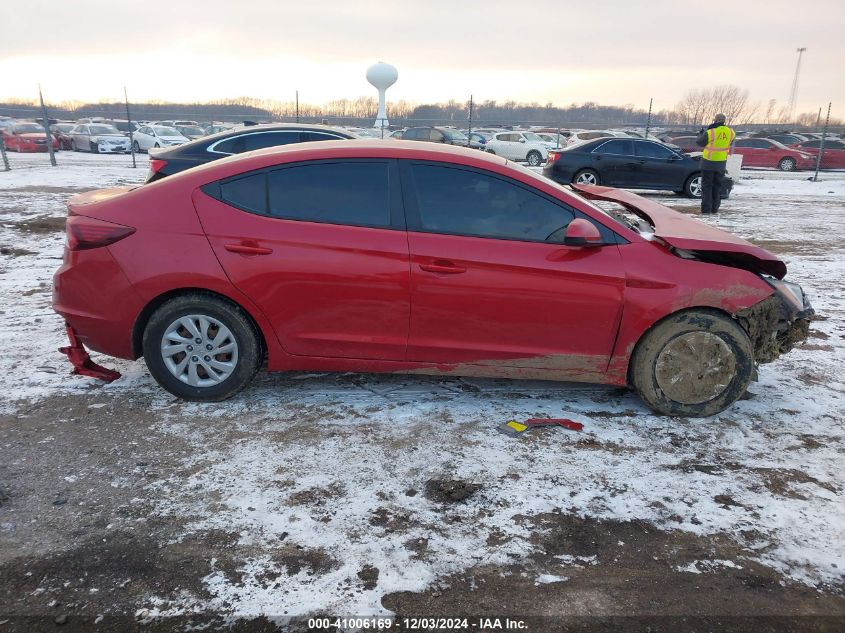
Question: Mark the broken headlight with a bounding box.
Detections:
[763,276,809,312]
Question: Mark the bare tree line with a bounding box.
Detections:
[1,86,840,128]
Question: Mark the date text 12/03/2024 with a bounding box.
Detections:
[308,617,529,630]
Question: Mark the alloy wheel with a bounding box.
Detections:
[160,314,239,387]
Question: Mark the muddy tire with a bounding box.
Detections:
[630,309,754,417]
[142,294,262,401]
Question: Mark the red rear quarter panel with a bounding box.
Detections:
[61,181,286,362]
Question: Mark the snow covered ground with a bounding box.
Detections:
[1,151,843,622]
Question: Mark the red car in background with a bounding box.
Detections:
[789,139,845,169]
[731,137,815,171]
[1,122,60,152]
[52,141,813,417]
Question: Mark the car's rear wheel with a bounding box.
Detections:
[142,294,263,401]
[90,141,99,154]
[630,309,754,417]
[684,173,703,198]
[778,157,796,171]
[573,169,600,186]
[154,143,160,149]
[526,150,543,166]
[71,140,77,152]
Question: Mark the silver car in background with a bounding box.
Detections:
[68,124,131,153]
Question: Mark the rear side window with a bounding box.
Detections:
[268,162,390,227]
[212,131,302,154]
[595,139,634,155]
[220,173,266,214]
[408,164,575,242]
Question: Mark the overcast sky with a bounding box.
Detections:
[2,0,843,117]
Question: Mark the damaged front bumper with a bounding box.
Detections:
[736,279,815,364]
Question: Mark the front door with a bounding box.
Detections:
[401,161,626,378]
[194,159,410,360]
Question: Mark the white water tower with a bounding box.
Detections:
[366,61,398,134]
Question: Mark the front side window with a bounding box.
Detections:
[635,141,674,159]
[409,163,575,243]
[268,162,390,227]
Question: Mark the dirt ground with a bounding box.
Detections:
[1,154,843,632]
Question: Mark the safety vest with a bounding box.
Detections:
[702,125,735,162]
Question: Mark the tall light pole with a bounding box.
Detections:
[786,47,807,123]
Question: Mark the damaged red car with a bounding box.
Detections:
[52,141,813,416]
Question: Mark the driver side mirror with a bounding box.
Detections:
[564,219,603,247]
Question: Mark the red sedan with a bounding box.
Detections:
[1,121,60,152]
[731,137,815,171]
[52,141,813,417]
[788,139,845,169]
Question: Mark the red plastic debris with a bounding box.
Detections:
[523,418,584,431]
[58,325,121,383]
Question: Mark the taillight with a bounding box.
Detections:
[149,159,168,175]
[547,151,559,165]
[66,216,135,251]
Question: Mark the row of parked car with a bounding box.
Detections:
[0,116,231,154]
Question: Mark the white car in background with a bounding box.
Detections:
[132,125,189,152]
[535,133,566,148]
[564,129,632,146]
[68,123,131,153]
[484,131,549,166]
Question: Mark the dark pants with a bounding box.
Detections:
[701,169,724,214]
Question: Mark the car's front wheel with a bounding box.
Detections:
[526,150,543,166]
[71,140,77,152]
[684,173,703,198]
[133,141,141,153]
[630,309,754,417]
[573,169,600,186]
[778,157,796,171]
[142,294,263,401]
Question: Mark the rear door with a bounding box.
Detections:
[590,139,636,186]
[401,161,625,375]
[194,159,411,360]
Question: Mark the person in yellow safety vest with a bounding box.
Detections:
[695,113,735,214]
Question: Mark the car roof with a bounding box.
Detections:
[157,140,510,186]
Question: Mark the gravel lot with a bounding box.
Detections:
[1,151,843,632]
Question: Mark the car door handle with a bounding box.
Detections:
[419,260,467,274]
[224,243,273,255]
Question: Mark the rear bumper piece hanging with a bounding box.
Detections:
[58,324,121,383]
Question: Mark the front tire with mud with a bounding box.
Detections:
[142,294,263,401]
[630,309,754,417]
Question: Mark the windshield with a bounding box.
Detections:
[178,126,204,136]
[54,124,75,132]
[89,125,120,135]
[154,126,181,136]
[14,123,44,134]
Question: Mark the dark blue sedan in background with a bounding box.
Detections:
[543,137,732,199]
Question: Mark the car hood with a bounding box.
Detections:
[92,134,128,141]
[18,133,48,140]
[572,184,787,279]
